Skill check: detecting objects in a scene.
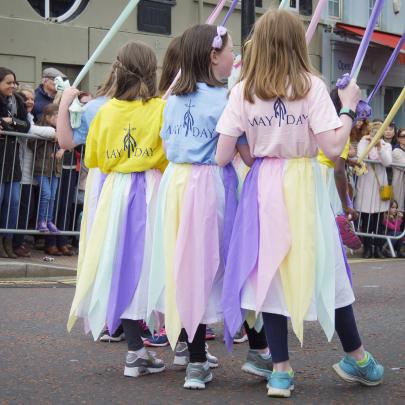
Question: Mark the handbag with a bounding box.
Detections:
[371,164,393,201]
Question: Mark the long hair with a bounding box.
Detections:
[96,65,116,97]
[110,41,157,101]
[241,9,315,103]
[0,67,16,104]
[158,36,181,95]
[171,24,228,96]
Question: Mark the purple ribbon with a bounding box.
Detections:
[367,30,405,103]
[106,173,147,334]
[222,163,238,267]
[221,0,239,26]
[222,159,262,351]
[336,0,384,89]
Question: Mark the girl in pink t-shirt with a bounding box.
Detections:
[215,9,383,398]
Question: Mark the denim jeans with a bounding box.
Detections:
[35,175,59,223]
[0,181,20,238]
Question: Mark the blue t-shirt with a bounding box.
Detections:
[73,96,108,146]
[161,83,228,165]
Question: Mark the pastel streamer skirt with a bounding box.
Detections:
[68,169,161,340]
[222,157,354,350]
[147,162,238,349]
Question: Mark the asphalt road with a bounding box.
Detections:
[0,259,404,405]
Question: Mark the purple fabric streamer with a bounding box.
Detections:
[106,173,147,334]
[222,159,262,351]
[367,30,405,103]
[222,163,238,266]
[221,0,239,26]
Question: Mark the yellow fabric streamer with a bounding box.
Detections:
[279,159,316,345]
[163,164,192,349]
[67,174,115,331]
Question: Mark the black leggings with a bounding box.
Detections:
[121,319,144,351]
[179,324,207,363]
[244,321,268,350]
[263,305,362,363]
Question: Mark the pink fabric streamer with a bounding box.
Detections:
[163,0,228,99]
[174,166,220,342]
[305,0,328,44]
[256,159,291,312]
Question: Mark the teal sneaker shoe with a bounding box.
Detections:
[333,352,384,386]
[266,370,294,398]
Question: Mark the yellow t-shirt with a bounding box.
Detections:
[317,140,350,168]
[85,98,168,173]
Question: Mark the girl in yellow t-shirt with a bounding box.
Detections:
[68,41,168,378]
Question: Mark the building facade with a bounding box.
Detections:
[0,0,403,124]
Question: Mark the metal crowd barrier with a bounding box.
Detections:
[352,158,405,258]
[0,130,85,237]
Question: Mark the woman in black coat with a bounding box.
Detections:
[0,67,30,258]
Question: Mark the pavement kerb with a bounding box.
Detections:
[0,261,76,278]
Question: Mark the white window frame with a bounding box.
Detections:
[368,0,382,28]
[29,0,88,22]
[286,0,299,12]
[328,0,342,20]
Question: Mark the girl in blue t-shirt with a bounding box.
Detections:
[148,24,250,390]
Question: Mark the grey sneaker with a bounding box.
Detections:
[183,362,213,389]
[233,327,248,343]
[124,351,165,378]
[173,342,218,369]
[241,349,273,379]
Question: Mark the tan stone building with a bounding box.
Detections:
[0,0,324,94]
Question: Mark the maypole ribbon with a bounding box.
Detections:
[354,85,405,176]
[62,0,141,127]
[305,0,328,44]
[336,0,385,119]
[163,0,237,99]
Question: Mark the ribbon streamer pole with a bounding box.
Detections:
[355,85,405,175]
[351,0,384,80]
[305,0,328,44]
[72,0,141,87]
[367,30,405,103]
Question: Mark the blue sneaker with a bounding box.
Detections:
[144,328,169,347]
[333,352,384,386]
[266,370,294,398]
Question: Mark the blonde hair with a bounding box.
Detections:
[370,121,382,138]
[241,9,315,103]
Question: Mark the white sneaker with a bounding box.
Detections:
[173,342,218,369]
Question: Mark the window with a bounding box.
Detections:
[328,0,341,19]
[26,0,89,22]
[137,0,176,35]
[369,0,382,27]
[283,0,312,15]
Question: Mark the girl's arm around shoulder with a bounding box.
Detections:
[216,134,237,167]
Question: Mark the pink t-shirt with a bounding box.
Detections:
[216,74,342,159]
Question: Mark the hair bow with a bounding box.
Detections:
[212,26,227,49]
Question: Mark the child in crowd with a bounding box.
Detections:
[216,9,383,398]
[382,199,404,257]
[67,41,168,378]
[34,104,64,238]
